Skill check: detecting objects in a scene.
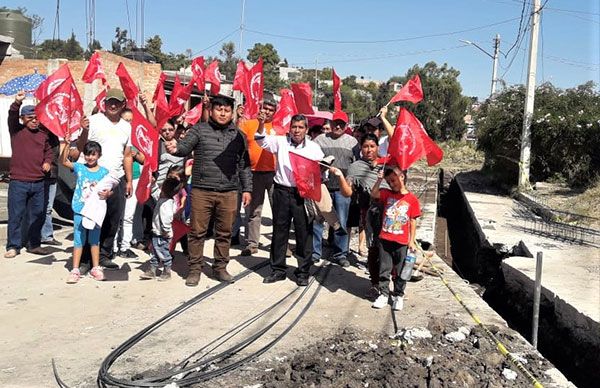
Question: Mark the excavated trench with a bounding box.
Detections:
[439,171,597,388]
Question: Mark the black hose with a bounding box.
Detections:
[97,265,329,387]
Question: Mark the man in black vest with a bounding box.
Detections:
[165,96,252,286]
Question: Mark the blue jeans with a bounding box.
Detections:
[150,235,172,268]
[7,180,47,251]
[41,180,57,241]
[312,190,351,261]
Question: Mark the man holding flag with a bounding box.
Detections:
[74,88,134,269]
[4,91,53,258]
[239,100,277,257]
[255,114,324,286]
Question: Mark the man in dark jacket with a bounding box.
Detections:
[5,90,53,258]
[165,96,252,286]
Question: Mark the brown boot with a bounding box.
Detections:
[213,268,234,283]
[185,270,201,287]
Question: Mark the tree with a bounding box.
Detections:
[34,32,84,60]
[63,31,84,60]
[219,41,239,81]
[112,27,135,54]
[84,39,102,59]
[247,43,283,92]
[476,81,600,187]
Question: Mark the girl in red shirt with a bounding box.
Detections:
[370,167,421,310]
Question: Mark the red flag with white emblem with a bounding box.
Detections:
[95,88,107,112]
[271,88,297,135]
[34,64,83,139]
[152,73,166,103]
[290,83,315,115]
[242,58,264,119]
[130,105,159,170]
[136,163,153,204]
[169,74,192,117]
[191,56,205,92]
[289,151,322,201]
[389,74,424,105]
[82,51,107,84]
[154,80,170,130]
[385,108,443,170]
[184,103,203,126]
[233,61,248,91]
[115,62,139,105]
[205,60,221,95]
[332,69,342,112]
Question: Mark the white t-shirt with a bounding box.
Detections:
[88,113,131,178]
[378,135,389,157]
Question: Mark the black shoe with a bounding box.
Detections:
[231,234,241,246]
[100,258,119,269]
[338,258,350,268]
[312,256,321,263]
[263,273,286,284]
[295,277,309,287]
[41,238,62,246]
[132,241,147,250]
[118,249,138,259]
[26,246,51,255]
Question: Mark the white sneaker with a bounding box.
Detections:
[372,294,389,309]
[392,296,404,311]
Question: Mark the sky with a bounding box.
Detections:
[6,0,600,100]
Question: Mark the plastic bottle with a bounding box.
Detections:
[400,249,417,280]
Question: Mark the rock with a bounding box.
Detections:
[453,370,476,386]
[324,369,335,377]
[395,327,433,344]
[484,352,505,366]
[502,368,518,380]
[444,330,467,343]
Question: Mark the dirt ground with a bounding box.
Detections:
[129,317,556,388]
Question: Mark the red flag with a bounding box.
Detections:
[81,51,107,84]
[191,56,205,92]
[290,83,315,115]
[332,69,342,112]
[289,151,322,201]
[35,64,72,101]
[152,73,166,103]
[272,89,298,135]
[130,105,160,170]
[34,65,83,139]
[389,74,423,104]
[233,61,248,91]
[169,74,192,117]
[242,58,264,119]
[135,163,153,204]
[387,108,443,170]
[205,60,221,95]
[115,62,139,104]
[184,103,203,126]
[95,88,107,112]
[154,81,170,130]
[169,219,191,252]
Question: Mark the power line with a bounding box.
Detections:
[124,0,133,42]
[245,17,521,44]
[291,45,470,66]
[190,28,240,57]
[504,0,529,58]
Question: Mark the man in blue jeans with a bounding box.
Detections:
[313,111,357,267]
[4,90,53,258]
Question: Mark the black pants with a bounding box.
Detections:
[82,178,126,263]
[271,184,313,277]
[378,239,408,297]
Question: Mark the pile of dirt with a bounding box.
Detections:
[206,318,554,387]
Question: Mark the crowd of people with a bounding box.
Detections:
[5,86,420,310]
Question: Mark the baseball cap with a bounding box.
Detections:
[366,117,382,128]
[106,88,126,102]
[332,110,349,124]
[20,105,36,116]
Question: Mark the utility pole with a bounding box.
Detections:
[491,34,500,96]
[518,0,542,189]
[239,0,246,55]
[314,57,319,106]
[459,35,500,97]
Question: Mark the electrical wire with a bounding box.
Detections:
[504,0,529,58]
[92,264,330,387]
[189,28,241,57]
[245,17,522,45]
